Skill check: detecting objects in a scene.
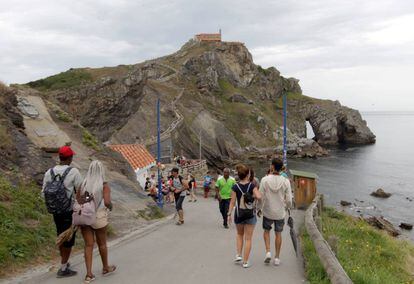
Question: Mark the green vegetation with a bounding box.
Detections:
[257,65,271,76]
[301,207,414,284]
[137,205,165,221]
[55,109,73,123]
[0,176,56,275]
[81,129,100,151]
[27,69,93,91]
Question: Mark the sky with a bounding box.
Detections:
[1,0,414,111]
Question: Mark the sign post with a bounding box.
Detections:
[156,98,163,208]
[283,93,288,167]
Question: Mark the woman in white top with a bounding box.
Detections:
[76,161,116,283]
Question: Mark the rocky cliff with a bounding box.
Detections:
[23,39,375,167]
[0,83,54,184]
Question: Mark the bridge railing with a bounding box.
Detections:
[181,160,207,172]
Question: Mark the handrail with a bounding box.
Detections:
[305,195,353,284]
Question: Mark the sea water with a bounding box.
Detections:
[253,112,414,241]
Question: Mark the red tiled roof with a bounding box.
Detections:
[108,144,155,171]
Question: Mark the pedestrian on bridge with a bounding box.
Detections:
[76,161,116,283]
[228,164,262,268]
[188,174,198,202]
[42,146,82,278]
[257,158,293,266]
[171,168,187,225]
[215,168,236,229]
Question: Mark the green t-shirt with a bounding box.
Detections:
[215,176,236,200]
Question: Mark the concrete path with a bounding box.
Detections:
[32,198,306,284]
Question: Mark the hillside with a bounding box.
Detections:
[24,39,375,167]
[0,82,163,275]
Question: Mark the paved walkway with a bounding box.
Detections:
[31,198,305,284]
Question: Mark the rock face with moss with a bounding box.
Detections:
[0,83,53,184]
[23,39,375,166]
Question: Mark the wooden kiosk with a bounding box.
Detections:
[290,169,318,209]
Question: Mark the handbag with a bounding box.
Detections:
[91,207,109,229]
[72,192,97,226]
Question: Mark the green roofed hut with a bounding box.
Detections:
[290,170,319,209]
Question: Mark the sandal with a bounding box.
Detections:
[84,274,96,283]
[102,265,117,276]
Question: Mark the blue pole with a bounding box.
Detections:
[156,98,163,208]
[283,93,288,167]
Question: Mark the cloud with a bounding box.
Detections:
[0,0,414,110]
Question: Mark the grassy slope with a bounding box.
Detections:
[302,207,414,284]
[0,176,57,276]
[25,65,133,92]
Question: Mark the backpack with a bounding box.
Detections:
[235,183,255,223]
[72,191,97,226]
[44,167,73,214]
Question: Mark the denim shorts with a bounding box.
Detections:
[263,216,285,232]
[235,215,257,225]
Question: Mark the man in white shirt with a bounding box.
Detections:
[258,158,292,266]
[42,146,82,278]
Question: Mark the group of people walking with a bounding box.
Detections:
[42,146,116,283]
[42,145,291,282]
[215,158,293,268]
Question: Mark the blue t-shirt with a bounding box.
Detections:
[203,175,212,187]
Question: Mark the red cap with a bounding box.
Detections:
[58,146,75,158]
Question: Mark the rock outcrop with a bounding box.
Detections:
[53,69,147,141]
[371,188,392,198]
[22,38,376,167]
[0,83,54,184]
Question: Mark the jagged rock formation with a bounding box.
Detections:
[23,39,375,167]
[0,83,54,184]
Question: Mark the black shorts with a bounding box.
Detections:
[263,216,285,232]
[53,211,76,248]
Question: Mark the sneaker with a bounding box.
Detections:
[224,224,229,229]
[274,258,281,266]
[264,252,271,264]
[57,268,77,278]
[242,262,250,268]
[234,255,242,263]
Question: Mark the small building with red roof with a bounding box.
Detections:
[108,144,156,188]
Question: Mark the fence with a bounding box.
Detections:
[181,160,207,172]
[305,194,353,284]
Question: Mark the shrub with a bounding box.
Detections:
[26,69,93,91]
[81,129,100,151]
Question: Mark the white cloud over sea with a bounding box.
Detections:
[1,0,414,111]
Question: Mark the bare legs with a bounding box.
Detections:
[59,246,71,265]
[95,227,109,270]
[263,230,283,258]
[236,224,255,263]
[81,226,95,278]
[236,225,244,257]
[263,230,271,253]
[275,232,282,258]
[243,225,254,263]
[81,225,111,277]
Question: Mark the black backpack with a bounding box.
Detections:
[235,183,255,223]
[44,167,73,214]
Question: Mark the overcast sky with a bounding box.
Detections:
[1,0,414,111]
